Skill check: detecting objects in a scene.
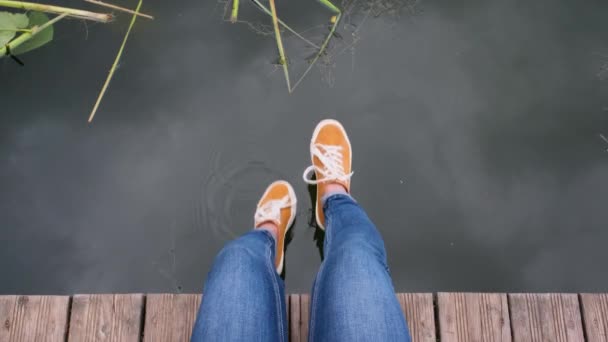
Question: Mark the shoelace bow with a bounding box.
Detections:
[303,143,353,184]
[255,195,294,225]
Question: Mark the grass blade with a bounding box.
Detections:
[88,0,142,122]
[291,0,341,91]
[268,0,291,91]
[0,0,111,22]
[84,0,153,20]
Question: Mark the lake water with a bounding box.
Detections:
[1,0,608,294]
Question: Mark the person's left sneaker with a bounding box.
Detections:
[254,180,297,274]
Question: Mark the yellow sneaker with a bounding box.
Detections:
[254,180,297,274]
[302,119,353,230]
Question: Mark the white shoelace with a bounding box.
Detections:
[255,195,294,225]
[303,143,353,185]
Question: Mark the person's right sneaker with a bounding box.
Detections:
[302,119,353,230]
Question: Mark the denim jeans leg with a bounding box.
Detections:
[191,230,288,342]
[309,194,411,342]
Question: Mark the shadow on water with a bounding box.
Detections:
[280,219,296,280]
[283,179,323,279]
[307,182,326,261]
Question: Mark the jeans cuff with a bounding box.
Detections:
[254,228,277,248]
[322,193,356,213]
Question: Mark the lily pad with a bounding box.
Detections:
[0,12,29,46]
[12,12,53,55]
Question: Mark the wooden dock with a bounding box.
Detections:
[1,293,607,341]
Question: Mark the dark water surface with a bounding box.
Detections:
[2,0,608,294]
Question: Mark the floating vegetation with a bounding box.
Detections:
[0,0,153,122]
[0,11,64,65]
[224,0,420,91]
[228,0,341,92]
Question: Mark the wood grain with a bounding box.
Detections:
[67,294,143,341]
[289,294,302,342]
[398,293,436,342]
[438,292,511,342]
[289,294,310,342]
[580,293,608,342]
[143,294,202,342]
[509,293,584,342]
[300,294,310,341]
[0,292,602,341]
[0,295,70,342]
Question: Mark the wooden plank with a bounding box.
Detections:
[289,294,310,342]
[0,296,15,341]
[438,292,511,342]
[286,294,290,342]
[67,294,143,341]
[300,294,310,341]
[509,293,584,342]
[580,293,608,342]
[398,293,436,342]
[0,295,70,341]
[143,294,202,342]
[290,294,301,342]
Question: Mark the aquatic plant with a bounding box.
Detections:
[230,0,342,92]
[0,0,152,122]
[227,0,420,91]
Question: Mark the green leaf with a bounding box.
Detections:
[12,12,53,55]
[0,12,29,46]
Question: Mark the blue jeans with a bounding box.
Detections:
[191,194,411,341]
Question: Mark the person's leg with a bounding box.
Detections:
[309,194,410,341]
[191,181,297,342]
[303,119,410,342]
[191,230,287,341]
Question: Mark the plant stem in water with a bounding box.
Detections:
[230,0,238,23]
[0,12,67,57]
[250,0,319,49]
[88,0,142,122]
[268,0,291,91]
[0,0,111,22]
[84,0,153,20]
[291,0,341,91]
